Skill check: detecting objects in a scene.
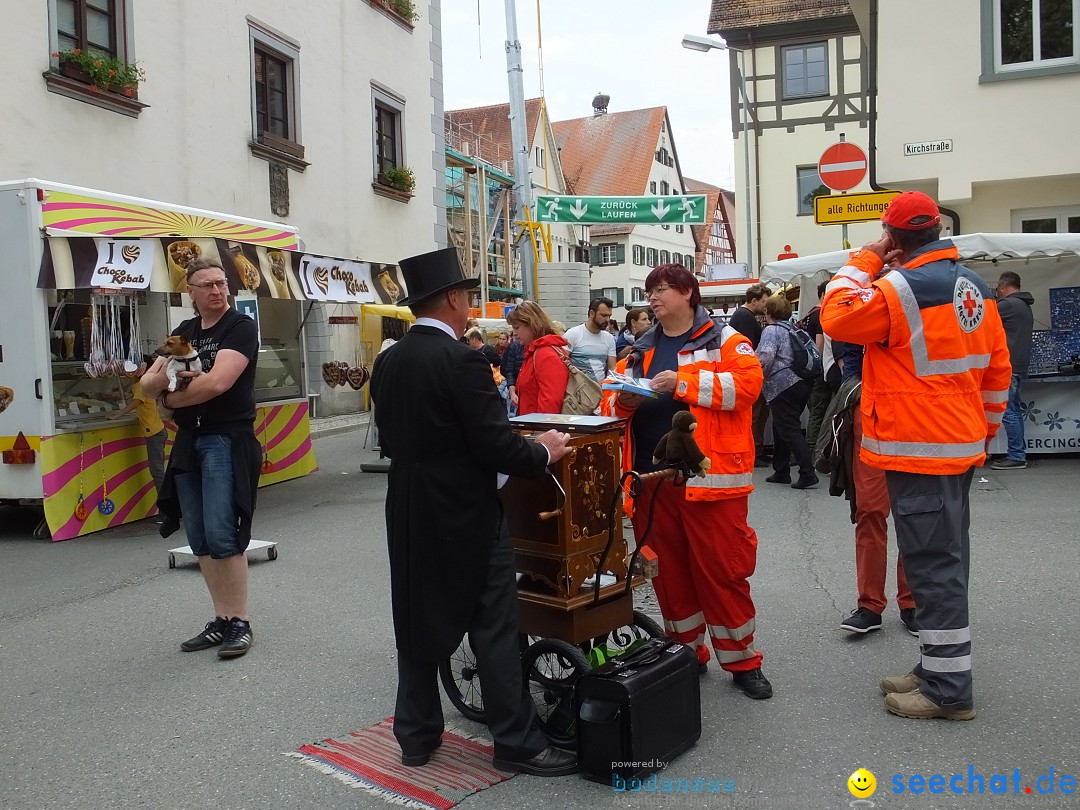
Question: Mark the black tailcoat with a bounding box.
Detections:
[371,324,548,662]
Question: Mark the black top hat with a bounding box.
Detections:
[398,247,478,307]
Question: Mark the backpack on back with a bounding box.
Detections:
[774,321,823,380]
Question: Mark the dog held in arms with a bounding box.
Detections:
[156,335,203,392]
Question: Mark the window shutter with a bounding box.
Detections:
[616,244,626,263]
[589,246,601,266]
[616,288,625,307]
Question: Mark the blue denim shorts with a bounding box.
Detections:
[174,434,242,559]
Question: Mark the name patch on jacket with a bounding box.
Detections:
[954,277,985,333]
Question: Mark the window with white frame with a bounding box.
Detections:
[633,245,645,265]
[372,84,406,183]
[661,224,670,230]
[993,0,1079,72]
[686,255,695,272]
[650,181,657,194]
[676,224,684,233]
[672,252,682,265]
[659,250,670,264]
[660,181,670,195]
[535,146,545,168]
[1012,205,1080,232]
[599,243,619,265]
[646,247,658,267]
[782,42,828,98]
[591,287,625,307]
[796,165,830,216]
[249,22,302,149]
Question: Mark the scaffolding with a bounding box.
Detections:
[445,123,523,307]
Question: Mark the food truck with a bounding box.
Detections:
[0,179,396,540]
[762,233,1080,456]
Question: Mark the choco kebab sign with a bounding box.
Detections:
[536,194,707,225]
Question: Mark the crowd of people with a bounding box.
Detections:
[154,192,1025,779]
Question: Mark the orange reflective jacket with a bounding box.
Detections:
[821,240,1011,475]
[600,307,763,513]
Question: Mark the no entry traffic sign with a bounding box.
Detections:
[818,142,868,192]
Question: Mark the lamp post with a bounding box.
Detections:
[681,33,753,277]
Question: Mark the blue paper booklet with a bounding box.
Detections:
[602,372,661,399]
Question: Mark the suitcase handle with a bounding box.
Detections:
[609,639,674,670]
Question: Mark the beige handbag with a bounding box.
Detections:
[555,348,602,415]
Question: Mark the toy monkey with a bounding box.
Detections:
[652,410,712,477]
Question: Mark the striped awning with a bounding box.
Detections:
[37,236,408,306]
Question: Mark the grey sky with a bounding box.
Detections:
[441,0,736,189]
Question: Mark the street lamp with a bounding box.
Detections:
[681,33,754,277]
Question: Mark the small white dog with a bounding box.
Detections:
[156,335,204,392]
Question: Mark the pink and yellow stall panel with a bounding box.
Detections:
[40,402,317,542]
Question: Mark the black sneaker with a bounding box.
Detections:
[218,618,254,659]
[180,617,228,652]
[765,472,791,484]
[899,608,919,637]
[732,668,773,700]
[840,607,882,634]
[791,473,819,490]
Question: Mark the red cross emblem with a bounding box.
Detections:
[954,277,984,333]
[962,290,979,317]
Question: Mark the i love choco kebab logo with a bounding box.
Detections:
[91,239,153,288]
[298,255,376,302]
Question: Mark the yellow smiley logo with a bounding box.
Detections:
[848,768,877,798]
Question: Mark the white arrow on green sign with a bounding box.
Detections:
[536,194,708,224]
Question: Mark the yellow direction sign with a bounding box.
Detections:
[814,190,900,225]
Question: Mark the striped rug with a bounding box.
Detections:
[286,716,516,809]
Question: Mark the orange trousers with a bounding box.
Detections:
[631,481,762,672]
[854,408,914,613]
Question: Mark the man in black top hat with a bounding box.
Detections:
[371,247,578,776]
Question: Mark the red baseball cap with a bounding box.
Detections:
[882,191,941,230]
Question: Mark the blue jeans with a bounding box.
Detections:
[175,434,241,559]
[1001,374,1026,461]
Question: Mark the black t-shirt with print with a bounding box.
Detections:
[171,309,259,432]
[632,326,692,473]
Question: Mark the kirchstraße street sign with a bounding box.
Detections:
[535,194,708,224]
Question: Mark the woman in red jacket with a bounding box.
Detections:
[506,301,569,415]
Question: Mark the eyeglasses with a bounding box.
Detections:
[647,284,673,299]
[189,280,229,290]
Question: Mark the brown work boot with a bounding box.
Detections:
[885,689,975,721]
[879,671,922,695]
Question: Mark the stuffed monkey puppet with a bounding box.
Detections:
[652,410,712,477]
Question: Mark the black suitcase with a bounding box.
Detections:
[574,637,701,783]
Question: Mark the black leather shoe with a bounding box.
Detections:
[791,473,819,489]
[494,745,579,776]
[401,739,442,767]
[732,668,773,700]
[765,472,791,484]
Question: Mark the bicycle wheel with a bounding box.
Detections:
[439,637,487,723]
[520,638,590,747]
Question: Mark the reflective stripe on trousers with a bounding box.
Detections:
[885,467,975,708]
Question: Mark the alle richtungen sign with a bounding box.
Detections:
[535,195,707,224]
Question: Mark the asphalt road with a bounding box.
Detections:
[1,434,1077,810]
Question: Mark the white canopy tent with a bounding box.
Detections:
[762,233,1080,329]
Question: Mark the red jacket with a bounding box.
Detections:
[517,334,570,415]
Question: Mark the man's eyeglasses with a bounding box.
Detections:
[647,284,673,299]
[189,280,229,290]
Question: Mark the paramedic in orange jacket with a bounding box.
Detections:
[821,192,1011,721]
[600,263,771,700]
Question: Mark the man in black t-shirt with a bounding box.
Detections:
[729,284,772,464]
[142,257,261,659]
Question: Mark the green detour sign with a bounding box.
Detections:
[535,195,708,225]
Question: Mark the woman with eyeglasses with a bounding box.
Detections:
[600,263,773,700]
[506,301,570,416]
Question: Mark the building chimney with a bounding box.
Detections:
[592,93,609,116]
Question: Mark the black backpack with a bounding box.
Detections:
[773,321,823,380]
